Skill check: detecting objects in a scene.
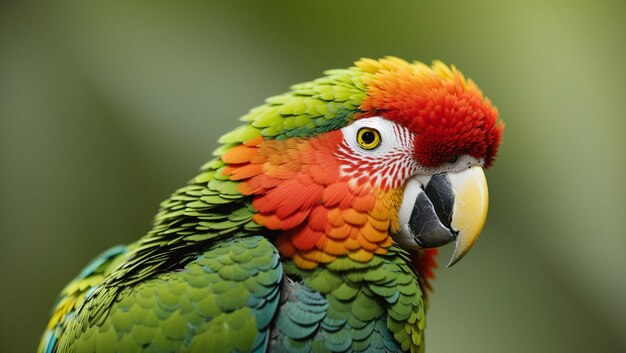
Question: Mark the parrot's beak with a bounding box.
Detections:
[396,166,489,267]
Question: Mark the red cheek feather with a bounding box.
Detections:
[222,134,398,269]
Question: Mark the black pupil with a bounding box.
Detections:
[362,131,376,144]
[448,155,458,163]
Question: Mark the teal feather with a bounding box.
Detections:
[77,245,127,279]
[319,328,352,352]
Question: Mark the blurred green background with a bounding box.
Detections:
[1,1,624,352]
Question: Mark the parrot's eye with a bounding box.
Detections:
[356,128,381,150]
[447,155,458,164]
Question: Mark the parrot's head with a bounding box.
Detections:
[221,57,503,271]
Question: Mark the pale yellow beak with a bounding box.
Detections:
[447,166,489,267]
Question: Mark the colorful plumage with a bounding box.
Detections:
[39,57,503,353]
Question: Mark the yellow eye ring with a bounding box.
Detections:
[356,127,381,150]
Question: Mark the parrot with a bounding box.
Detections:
[38,57,503,353]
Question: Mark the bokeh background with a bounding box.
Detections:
[1,1,624,352]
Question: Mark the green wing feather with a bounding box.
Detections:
[38,245,129,353]
[50,236,281,353]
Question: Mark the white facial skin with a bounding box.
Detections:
[338,117,417,189]
[338,116,484,189]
